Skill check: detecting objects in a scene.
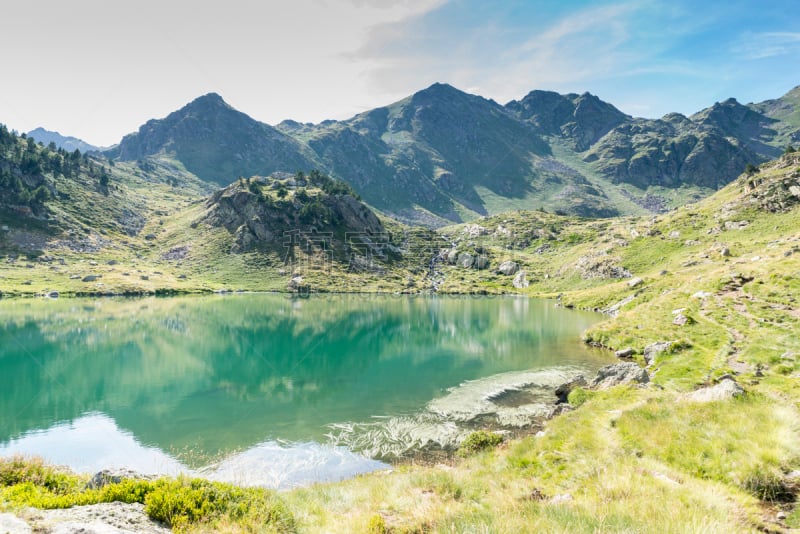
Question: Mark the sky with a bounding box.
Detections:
[1,0,798,147]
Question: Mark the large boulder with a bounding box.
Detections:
[457,252,474,268]
[590,362,649,389]
[686,378,744,403]
[497,260,519,276]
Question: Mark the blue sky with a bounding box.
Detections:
[1,0,798,145]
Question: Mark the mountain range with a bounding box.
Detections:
[28,83,800,226]
[26,127,104,153]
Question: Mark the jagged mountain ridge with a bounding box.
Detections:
[105,84,800,226]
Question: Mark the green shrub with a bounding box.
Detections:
[458,430,503,456]
[144,477,294,531]
[567,387,591,407]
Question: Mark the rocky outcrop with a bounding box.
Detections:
[738,153,800,213]
[12,503,170,534]
[590,363,649,389]
[201,176,386,254]
[573,253,631,280]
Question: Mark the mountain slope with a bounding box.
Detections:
[288,83,618,224]
[749,84,800,148]
[110,93,318,186]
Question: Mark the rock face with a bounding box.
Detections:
[686,378,745,402]
[590,362,649,389]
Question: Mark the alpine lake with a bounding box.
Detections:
[0,293,610,489]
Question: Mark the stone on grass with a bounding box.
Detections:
[643,341,675,365]
[497,260,519,276]
[590,363,649,389]
[627,277,643,288]
[615,347,634,358]
[686,378,744,403]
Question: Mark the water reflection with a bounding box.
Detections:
[0,294,607,480]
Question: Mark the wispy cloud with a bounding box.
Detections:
[733,31,800,60]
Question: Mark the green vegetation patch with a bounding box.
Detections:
[0,457,295,533]
[616,395,800,500]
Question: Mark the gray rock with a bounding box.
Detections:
[87,469,155,490]
[615,348,634,358]
[497,260,519,276]
[457,252,474,268]
[590,362,649,389]
[512,271,530,289]
[686,378,744,403]
[144,233,157,241]
[627,277,643,288]
[446,248,459,264]
[0,513,31,533]
[473,255,489,270]
[643,341,675,365]
[724,220,749,230]
[720,247,731,257]
[463,224,487,237]
[28,502,169,534]
[672,313,691,326]
[81,275,99,282]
